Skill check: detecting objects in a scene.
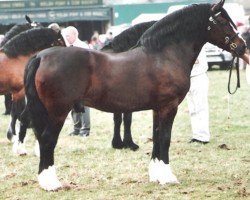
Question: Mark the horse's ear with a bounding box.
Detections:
[25,15,32,24]
[211,0,225,14]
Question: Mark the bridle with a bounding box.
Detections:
[207,12,241,94]
[207,12,239,55]
[51,37,66,47]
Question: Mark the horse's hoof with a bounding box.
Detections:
[112,140,124,149]
[123,142,139,151]
[13,140,27,156]
[7,131,13,141]
[38,166,62,191]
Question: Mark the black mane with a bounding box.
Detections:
[3,28,62,58]
[140,4,211,52]
[101,21,156,52]
[0,23,33,47]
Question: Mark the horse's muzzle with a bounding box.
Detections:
[234,43,247,57]
[237,43,249,64]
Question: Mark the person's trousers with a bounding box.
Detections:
[71,106,90,134]
[186,73,210,142]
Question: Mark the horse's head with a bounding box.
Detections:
[207,0,248,63]
[50,30,66,47]
[2,27,66,58]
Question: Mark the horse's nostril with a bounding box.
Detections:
[236,44,246,55]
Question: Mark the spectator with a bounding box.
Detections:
[104,31,113,46]
[187,47,210,144]
[89,31,103,50]
[246,55,250,84]
[90,35,103,50]
[62,26,91,137]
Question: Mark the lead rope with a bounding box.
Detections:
[227,92,231,128]
[227,56,240,94]
[227,56,240,127]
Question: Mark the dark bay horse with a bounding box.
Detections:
[0,26,65,155]
[0,22,41,139]
[0,19,39,116]
[101,21,156,151]
[24,1,248,191]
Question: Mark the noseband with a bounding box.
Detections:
[225,32,239,52]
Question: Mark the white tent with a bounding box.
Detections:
[131,13,166,25]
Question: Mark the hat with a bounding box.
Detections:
[48,23,61,33]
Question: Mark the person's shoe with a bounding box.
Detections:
[3,110,11,115]
[79,129,90,137]
[69,130,79,136]
[189,138,209,144]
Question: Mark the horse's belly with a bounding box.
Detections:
[85,93,151,113]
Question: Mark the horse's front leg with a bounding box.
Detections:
[14,108,31,156]
[112,113,124,149]
[149,108,179,184]
[38,122,63,191]
[11,99,28,155]
[12,119,28,156]
[123,112,139,151]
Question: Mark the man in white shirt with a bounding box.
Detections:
[62,26,90,137]
[187,47,210,144]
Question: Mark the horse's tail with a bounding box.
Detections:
[24,55,48,139]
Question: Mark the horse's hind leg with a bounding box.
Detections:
[38,121,64,191]
[6,112,17,142]
[3,94,12,115]
[123,112,139,151]
[149,108,179,184]
[112,113,124,149]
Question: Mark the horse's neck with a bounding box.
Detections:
[162,40,205,73]
[0,51,33,74]
[0,52,28,96]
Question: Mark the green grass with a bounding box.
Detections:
[0,70,249,199]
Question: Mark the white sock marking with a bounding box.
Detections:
[12,140,27,155]
[148,159,179,184]
[34,140,40,157]
[148,158,159,182]
[38,166,62,191]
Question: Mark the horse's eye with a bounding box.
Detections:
[217,18,227,25]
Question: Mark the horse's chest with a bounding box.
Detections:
[156,74,190,104]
